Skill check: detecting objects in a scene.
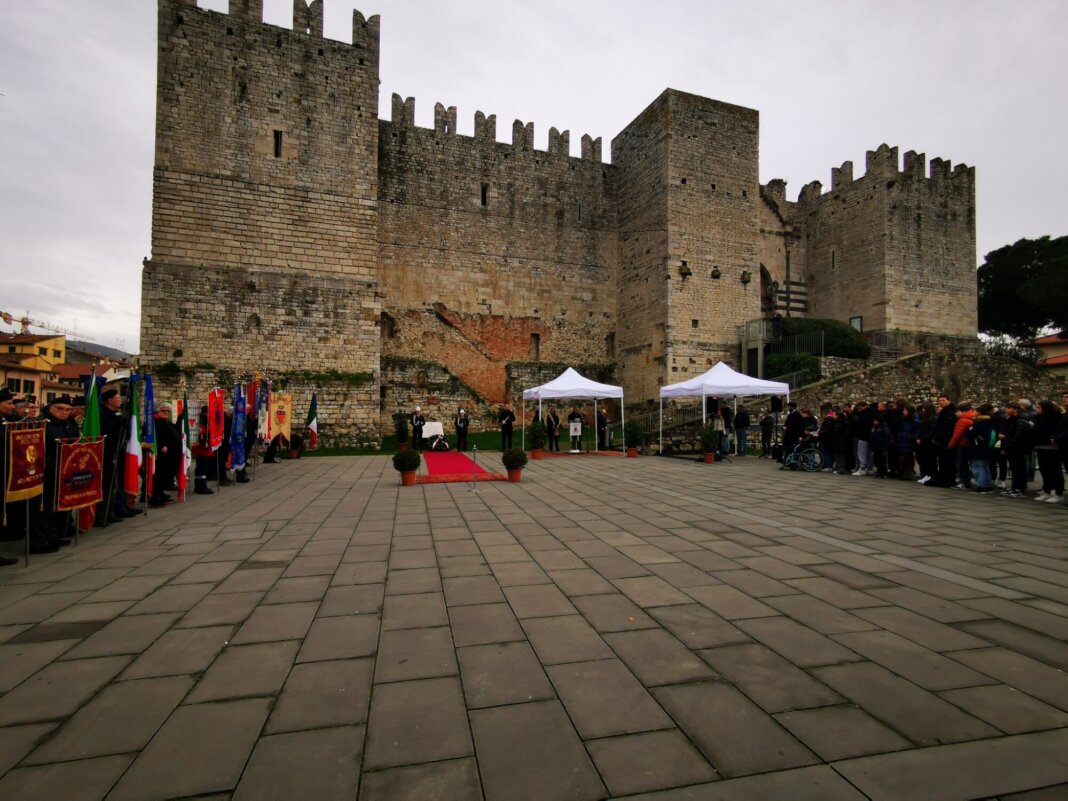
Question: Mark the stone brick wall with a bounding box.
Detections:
[377,98,617,406]
[794,352,1062,409]
[662,92,762,383]
[782,145,976,338]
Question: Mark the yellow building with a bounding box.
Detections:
[0,333,67,399]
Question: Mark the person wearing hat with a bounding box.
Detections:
[97,387,138,524]
[410,405,426,451]
[150,402,181,507]
[14,395,38,421]
[28,395,80,553]
[454,406,469,452]
[499,402,516,451]
[0,389,21,565]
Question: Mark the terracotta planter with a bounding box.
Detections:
[626,447,638,458]
[400,470,417,486]
[703,452,715,463]
[507,469,523,482]
[532,449,543,460]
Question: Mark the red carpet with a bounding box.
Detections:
[423,451,488,475]
[419,451,506,484]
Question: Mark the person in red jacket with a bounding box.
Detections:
[947,402,976,489]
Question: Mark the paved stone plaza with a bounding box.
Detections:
[1,454,1067,800]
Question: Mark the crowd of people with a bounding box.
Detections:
[762,391,1068,506]
[0,384,282,568]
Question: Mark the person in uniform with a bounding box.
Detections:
[597,407,609,451]
[545,405,561,452]
[150,403,181,507]
[454,407,470,452]
[97,388,138,524]
[411,406,426,451]
[30,396,81,553]
[0,389,21,565]
[499,403,516,451]
[13,395,38,421]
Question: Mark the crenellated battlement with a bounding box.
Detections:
[171,0,379,49]
[796,143,974,206]
[385,93,603,162]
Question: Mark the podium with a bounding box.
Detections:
[569,421,582,453]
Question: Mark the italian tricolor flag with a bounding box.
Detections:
[124,381,142,505]
[306,393,318,448]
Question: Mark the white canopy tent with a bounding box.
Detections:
[658,361,790,452]
[521,367,625,451]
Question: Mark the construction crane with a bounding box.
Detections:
[0,309,80,338]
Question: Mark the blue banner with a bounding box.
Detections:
[230,384,247,470]
[142,376,156,448]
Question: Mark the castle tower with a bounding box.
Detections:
[613,90,761,399]
[141,0,383,443]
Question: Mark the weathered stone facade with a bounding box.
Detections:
[141,1,979,444]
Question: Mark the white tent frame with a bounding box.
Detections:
[657,362,790,453]
[520,367,625,452]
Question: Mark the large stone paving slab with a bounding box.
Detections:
[2,453,1068,798]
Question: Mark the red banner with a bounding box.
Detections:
[208,389,225,450]
[56,438,105,512]
[6,424,46,503]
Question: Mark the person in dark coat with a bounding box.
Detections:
[832,404,854,474]
[545,405,561,452]
[96,387,137,524]
[930,395,958,487]
[499,403,516,451]
[30,396,81,552]
[734,406,751,456]
[998,401,1032,498]
[759,409,774,458]
[454,407,470,452]
[1033,399,1064,503]
[0,389,22,564]
[150,403,181,507]
[782,402,803,462]
[410,406,426,451]
[895,404,920,480]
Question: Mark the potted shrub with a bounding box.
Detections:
[393,410,410,451]
[529,420,547,459]
[624,419,642,458]
[392,448,421,486]
[699,424,720,463]
[501,447,528,482]
[287,433,305,459]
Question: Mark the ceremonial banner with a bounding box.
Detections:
[230,384,247,470]
[270,393,293,444]
[78,381,102,531]
[208,388,225,450]
[257,381,271,443]
[6,424,45,503]
[56,438,105,512]
[178,393,191,501]
[142,376,157,501]
[124,380,142,505]
[305,393,318,448]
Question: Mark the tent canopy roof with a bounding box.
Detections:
[522,367,624,401]
[659,361,790,398]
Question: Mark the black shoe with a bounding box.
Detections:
[93,519,110,529]
[118,508,140,517]
[30,542,59,554]
[0,555,18,566]
[236,476,250,484]
[53,538,72,547]
[148,499,170,508]
[262,458,278,464]
[194,487,214,495]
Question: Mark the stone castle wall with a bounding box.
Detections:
[143,1,981,446]
[377,97,618,405]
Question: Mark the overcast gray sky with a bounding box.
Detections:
[1,0,1065,352]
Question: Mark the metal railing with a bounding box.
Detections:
[605,400,704,450]
[766,330,825,357]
